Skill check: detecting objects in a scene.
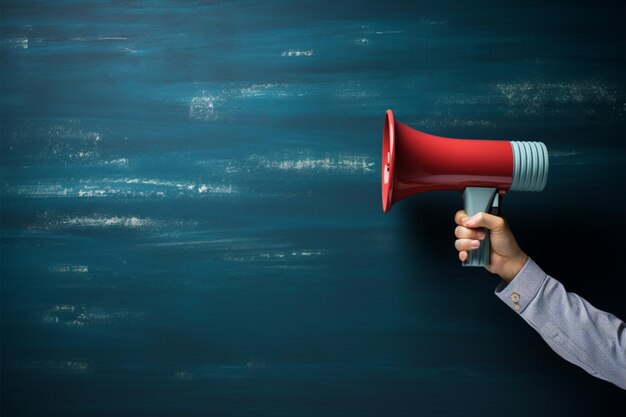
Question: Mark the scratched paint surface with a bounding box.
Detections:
[1,1,624,416]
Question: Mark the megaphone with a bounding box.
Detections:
[381,110,548,267]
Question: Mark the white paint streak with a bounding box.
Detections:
[549,151,580,157]
[494,80,620,114]
[419,19,448,25]
[224,249,323,263]
[9,178,235,199]
[281,49,314,57]
[62,216,154,228]
[10,360,91,374]
[50,265,89,273]
[239,83,282,98]
[251,154,374,173]
[412,116,495,129]
[189,96,216,120]
[105,158,128,166]
[10,37,29,49]
[174,371,194,381]
[41,304,144,327]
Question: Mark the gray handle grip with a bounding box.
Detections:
[462,187,497,267]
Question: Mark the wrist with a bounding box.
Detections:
[500,253,528,283]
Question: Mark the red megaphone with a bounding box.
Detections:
[381,110,548,266]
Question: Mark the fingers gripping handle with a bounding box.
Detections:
[462,187,498,267]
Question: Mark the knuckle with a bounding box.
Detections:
[493,216,505,228]
[455,239,472,251]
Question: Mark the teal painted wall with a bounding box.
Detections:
[2,1,624,415]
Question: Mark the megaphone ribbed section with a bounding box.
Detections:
[510,141,549,192]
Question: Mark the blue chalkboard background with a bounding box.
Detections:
[1,1,624,416]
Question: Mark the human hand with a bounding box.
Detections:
[454,210,528,283]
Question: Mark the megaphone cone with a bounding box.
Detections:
[381,110,548,266]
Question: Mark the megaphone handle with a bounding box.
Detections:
[462,187,497,267]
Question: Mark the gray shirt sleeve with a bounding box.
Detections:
[494,257,626,389]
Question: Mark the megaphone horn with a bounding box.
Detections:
[381,110,548,267]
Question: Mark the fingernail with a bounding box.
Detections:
[463,216,475,227]
[476,231,485,240]
[470,240,480,249]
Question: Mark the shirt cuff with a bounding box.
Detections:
[494,257,547,314]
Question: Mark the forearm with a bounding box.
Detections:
[495,258,626,389]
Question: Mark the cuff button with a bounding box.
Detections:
[511,293,520,303]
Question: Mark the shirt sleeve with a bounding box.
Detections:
[494,257,626,389]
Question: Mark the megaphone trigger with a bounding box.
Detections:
[489,193,501,216]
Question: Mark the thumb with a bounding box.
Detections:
[462,212,506,231]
